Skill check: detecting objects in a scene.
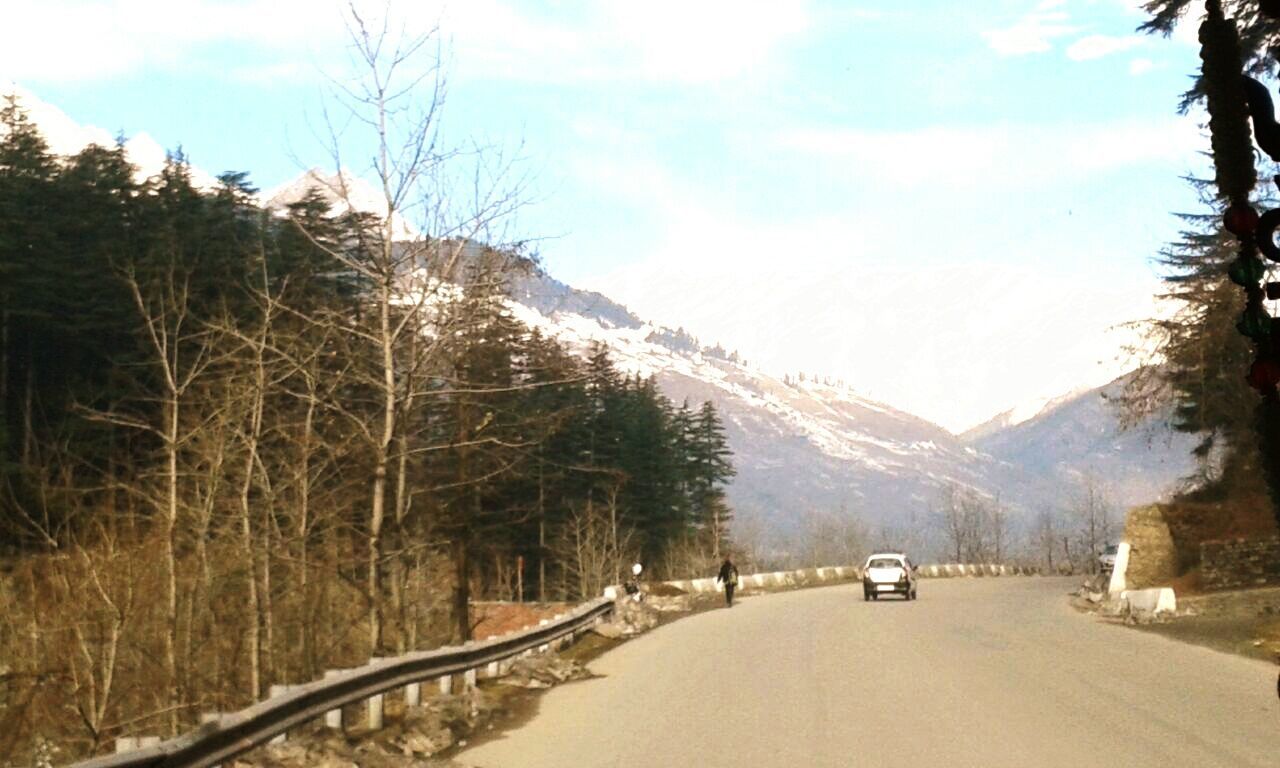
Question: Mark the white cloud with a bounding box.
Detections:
[0,0,339,84]
[772,116,1204,191]
[1,82,221,187]
[1129,57,1155,75]
[983,10,1079,56]
[447,0,812,84]
[1066,34,1146,60]
[0,0,812,87]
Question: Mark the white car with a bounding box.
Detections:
[1099,544,1119,573]
[862,552,918,601]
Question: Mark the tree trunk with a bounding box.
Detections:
[21,357,33,469]
[298,393,315,679]
[369,281,395,655]
[537,459,546,603]
[163,394,180,735]
[452,537,470,642]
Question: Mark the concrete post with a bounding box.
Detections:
[538,619,550,653]
[268,685,290,743]
[438,674,452,695]
[486,661,500,678]
[405,681,422,707]
[323,671,344,729]
[1108,542,1131,596]
[464,667,477,689]
[365,658,385,730]
[137,736,161,749]
[115,737,139,754]
[198,715,222,768]
[367,692,384,730]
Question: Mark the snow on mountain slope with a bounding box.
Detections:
[507,267,1197,540]
[967,371,1198,509]
[959,386,1096,443]
[263,168,419,239]
[505,268,1009,539]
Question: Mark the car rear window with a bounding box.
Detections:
[868,558,902,569]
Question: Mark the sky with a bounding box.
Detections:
[1,0,1226,431]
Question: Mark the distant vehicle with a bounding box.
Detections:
[1099,544,1119,573]
[862,552,917,601]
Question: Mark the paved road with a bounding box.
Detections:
[462,577,1278,768]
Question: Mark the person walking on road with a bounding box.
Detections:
[716,555,740,607]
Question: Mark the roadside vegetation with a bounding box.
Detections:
[0,11,734,763]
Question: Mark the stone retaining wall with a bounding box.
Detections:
[1200,536,1280,591]
[1123,504,1180,589]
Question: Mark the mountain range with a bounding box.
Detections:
[498,260,1198,543]
[7,87,1200,549]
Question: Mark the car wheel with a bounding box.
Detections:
[863,591,870,601]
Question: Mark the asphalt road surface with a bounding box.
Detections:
[462,577,1278,768]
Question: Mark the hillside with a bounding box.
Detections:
[966,371,1200,509]
[506,264,1201,541]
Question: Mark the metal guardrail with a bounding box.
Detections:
[72,597,614,768]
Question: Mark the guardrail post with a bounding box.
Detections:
[464,667,477,690]
[438,674,452,696]
[114,737,138,754]
[137,736,160,749]
[323,670,344,729]
[553,614,566,649]
[268,685,290,743]
[405,681,422,707]
[538,619,550,653]
[486,661,500,678]
[365,659,385,729]
[198,714,223,768]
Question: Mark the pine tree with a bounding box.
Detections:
[688,400,735,556]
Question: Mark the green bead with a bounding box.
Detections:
[1238,305,1273,340]
[1229,255,1266,287]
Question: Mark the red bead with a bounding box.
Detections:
[1225,204,1260,237]
[1247,358,1280,392]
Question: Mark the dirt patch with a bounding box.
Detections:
[644,582,687,597]
[1130,613,1280,664]
[1168,567,1204,596]
[470,603,573,641]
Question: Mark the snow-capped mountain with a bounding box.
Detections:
[264,168,419,240]
[501,266,1194,543]
[966,371,1199,510]
[959,387,1096,443]
[2,82,219,189]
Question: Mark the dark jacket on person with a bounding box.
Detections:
[717,560,738,585]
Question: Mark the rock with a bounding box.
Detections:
[499,676,551,689]
[591,622,623,639]
[396,729,452,757]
